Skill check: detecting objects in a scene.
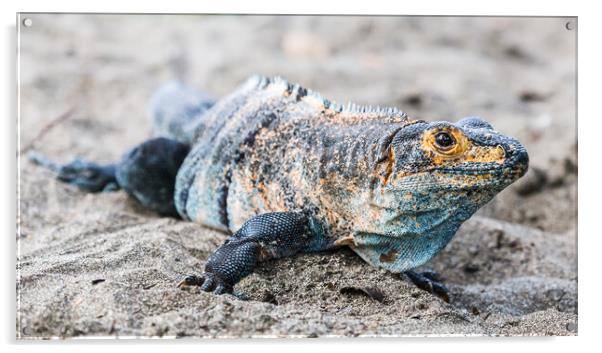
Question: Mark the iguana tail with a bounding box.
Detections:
[149,80,216,144]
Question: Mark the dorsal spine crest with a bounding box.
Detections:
[241,75,408,120]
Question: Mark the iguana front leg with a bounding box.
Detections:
[178,212,329,295]
[29,152,120,193]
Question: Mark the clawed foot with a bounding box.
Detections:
[177,273,233,295]
[404,269,450,303]
[56,158,119,192]
[29,152,119,192]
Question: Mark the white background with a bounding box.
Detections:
[2,0,595,352]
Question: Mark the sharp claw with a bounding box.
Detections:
[178,273,233,295]
[177,275,203,289]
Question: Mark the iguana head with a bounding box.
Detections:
[387,116,529,194]
[351,116,529,272]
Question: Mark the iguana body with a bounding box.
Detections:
[31,76,529,299]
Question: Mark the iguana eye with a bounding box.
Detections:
[422,127,468,158]
[434,132,455,150]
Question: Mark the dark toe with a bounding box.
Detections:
[177,274,204,288]
[213,283,232,295]
[405,270,451,303]
[200,275,216,292]
[420,269,441,282]
[55,159,117,193]
[431,282,450,303]
[414,278,434,293]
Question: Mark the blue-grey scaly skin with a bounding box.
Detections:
[31,75,529,299]
[150,80,216,145]
[173,76,528,285]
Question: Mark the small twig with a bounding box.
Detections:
[19,105,77,155]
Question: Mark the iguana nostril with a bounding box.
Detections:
[513,147,529,169]
[498,145,507,158]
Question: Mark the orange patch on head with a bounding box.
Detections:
[422,127,506,165]
[422,127,469,164]
[464,145,506,164]
[381,148,395,185]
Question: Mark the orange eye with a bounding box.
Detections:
[423,128,468,159]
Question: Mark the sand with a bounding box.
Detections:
[17,14,577,338]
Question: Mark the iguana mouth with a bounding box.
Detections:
[435,164,526,177]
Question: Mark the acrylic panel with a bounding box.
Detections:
[17,14,577,338]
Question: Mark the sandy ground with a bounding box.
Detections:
[17,14,577,338]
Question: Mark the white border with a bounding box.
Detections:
[3,0,597,352]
